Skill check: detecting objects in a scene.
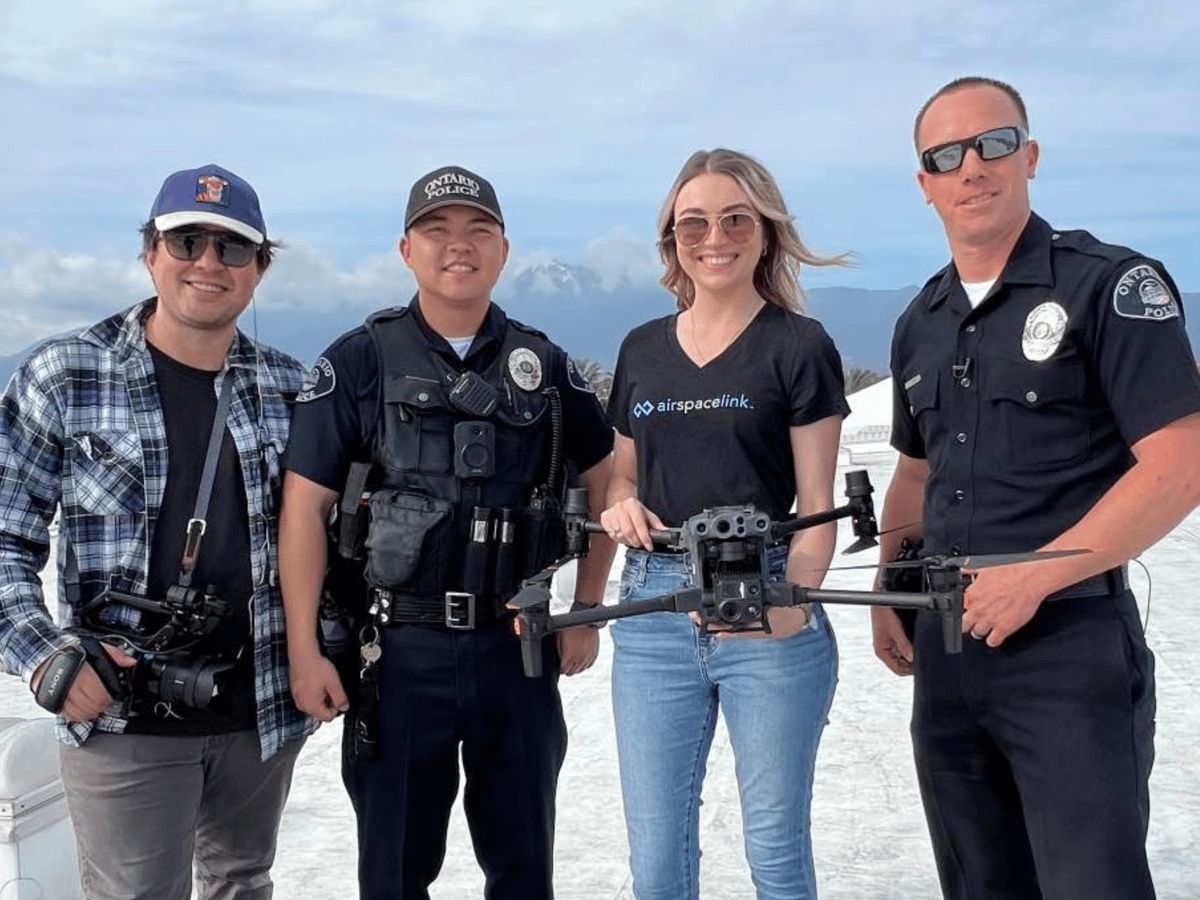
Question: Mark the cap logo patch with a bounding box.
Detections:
[196,175,229,205]
[424,172,481,201]
[1113,264,1179,321]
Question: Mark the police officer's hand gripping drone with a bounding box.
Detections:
[511,470,1085,677]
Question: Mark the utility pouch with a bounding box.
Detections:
[336,462,372,561]
[521,487,566,586]
[318,591,359,671]
[881,537,923,641]
[364,489,454,588]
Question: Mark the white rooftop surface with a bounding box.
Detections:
[2,385,1197,898]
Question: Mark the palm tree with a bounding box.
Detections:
[570,358,613,407]
[844,366,885,394]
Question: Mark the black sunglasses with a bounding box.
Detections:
[920,126,1028,174]
[160,229,259,267]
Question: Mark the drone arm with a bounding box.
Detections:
[582,520,678,548]
[765,580,964,654]
[550,589,702,630]
[517,588,703,677]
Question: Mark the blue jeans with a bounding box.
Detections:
[611,548,838,900]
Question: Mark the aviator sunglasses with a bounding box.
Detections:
[160,228,259,267]
[920,125,1028,174]
[669,212,759,248]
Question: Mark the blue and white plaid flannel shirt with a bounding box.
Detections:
[0,299,314,759]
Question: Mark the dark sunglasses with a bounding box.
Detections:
[669,212,759,248]
[160,229,259,267]
[920,126,1028,174]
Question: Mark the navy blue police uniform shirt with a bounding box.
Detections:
[282,298,613,494]
[890,213,1200,557]
[609,303,849,527]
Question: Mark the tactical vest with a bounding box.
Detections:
[359,307,564,608]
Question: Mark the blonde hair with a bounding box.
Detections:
[656,148,851,312]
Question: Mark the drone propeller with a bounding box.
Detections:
[886,548,1089,570]
[842,536,878,555]
[822,547,1089,575]
[507,580,553,611]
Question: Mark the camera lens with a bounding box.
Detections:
[718,599,743,622]
[143,655,235,709]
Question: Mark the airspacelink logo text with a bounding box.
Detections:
[631,393,755,418]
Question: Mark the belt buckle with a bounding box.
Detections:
[445,592,476,630]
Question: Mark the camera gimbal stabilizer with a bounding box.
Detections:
[512,470,969,677]
[82,584,228,652]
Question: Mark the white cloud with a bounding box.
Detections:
[582,231,660,292]
[0,238,152,353]
[1,0,1198,312]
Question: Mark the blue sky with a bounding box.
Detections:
[1,0,1198,355]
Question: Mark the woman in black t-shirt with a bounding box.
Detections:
[602,148,850,900]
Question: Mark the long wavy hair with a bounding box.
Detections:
[656,148,851,312]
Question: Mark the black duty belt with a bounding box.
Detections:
[372,588,506,630]
[1045,566,1129,602]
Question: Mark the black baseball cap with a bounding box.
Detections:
[404,165,504,230]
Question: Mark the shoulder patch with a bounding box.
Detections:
[567,359,596,394]
[296,357,336,403]
[1112,265,1179,322]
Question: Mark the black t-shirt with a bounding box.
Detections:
[609,303,849,525]
[284,299,613,492]
[126,344,255,734]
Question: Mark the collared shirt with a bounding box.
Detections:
[0,299,312,759]
[890,213,1200,557]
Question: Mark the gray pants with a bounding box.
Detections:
[59,730,303,900]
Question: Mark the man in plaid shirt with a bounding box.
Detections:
[0,164,311,900]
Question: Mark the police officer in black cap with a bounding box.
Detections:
[873,76,1200,900]
[278,165,615,900]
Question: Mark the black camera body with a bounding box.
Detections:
[79,584,236,711]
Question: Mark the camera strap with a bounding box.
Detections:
[178,375,235,588]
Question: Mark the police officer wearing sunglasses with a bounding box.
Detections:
[872,76,1200,900]
[278,165,615,900]
[0,164,310,899]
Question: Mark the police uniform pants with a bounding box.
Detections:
[911,589,1156,900]
[342,620,566,900]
